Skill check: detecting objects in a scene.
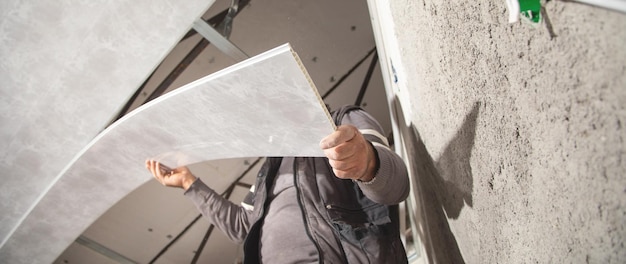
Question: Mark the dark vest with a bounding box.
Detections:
[243,105,408,264]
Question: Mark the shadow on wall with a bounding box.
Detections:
[397,99,480,264]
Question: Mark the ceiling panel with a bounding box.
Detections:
[0,0,217,262]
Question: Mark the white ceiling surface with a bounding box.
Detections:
[1,0,390,263]
[0,0,214,260]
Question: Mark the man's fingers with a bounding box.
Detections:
[320,125,374,180]
[146,160,155,174]
[328,158,358,171]
[146,160,166,182]
[330,161,365,180]
[320,125,357,149]
[323,142,358,160]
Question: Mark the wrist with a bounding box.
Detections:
[358,141,380,183]
[358,173,375,183]
[182,175,197,190]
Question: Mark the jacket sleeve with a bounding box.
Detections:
[184,178,254,243]
[341,109,410,205]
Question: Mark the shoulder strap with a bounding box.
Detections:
[242,157,282,209]
[331,105,362,126]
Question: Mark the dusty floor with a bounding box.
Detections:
[389,1,626,263]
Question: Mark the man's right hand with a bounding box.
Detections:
[145,160,197,190]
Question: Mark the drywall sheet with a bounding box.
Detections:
[148,45,334,164]
[0,43,334,263]
[0,0,215,260]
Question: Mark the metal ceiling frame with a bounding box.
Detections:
[192,19,249,62]
[75,235,137,264]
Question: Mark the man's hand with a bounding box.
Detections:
[145,160,197,190]
[320,125,377,182]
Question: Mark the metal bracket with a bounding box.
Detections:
[192,19,249,62]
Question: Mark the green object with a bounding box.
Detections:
[519,0,542,24]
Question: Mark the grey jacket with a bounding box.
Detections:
[185,106,410,263]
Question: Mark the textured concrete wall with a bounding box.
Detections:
[389,1,626,263]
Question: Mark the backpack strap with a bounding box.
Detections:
[330,105,362,126]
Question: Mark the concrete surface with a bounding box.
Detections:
[388,1,626,263]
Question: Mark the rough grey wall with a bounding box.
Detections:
[389,1,625,263]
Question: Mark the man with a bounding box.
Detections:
[145,106,410,263]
